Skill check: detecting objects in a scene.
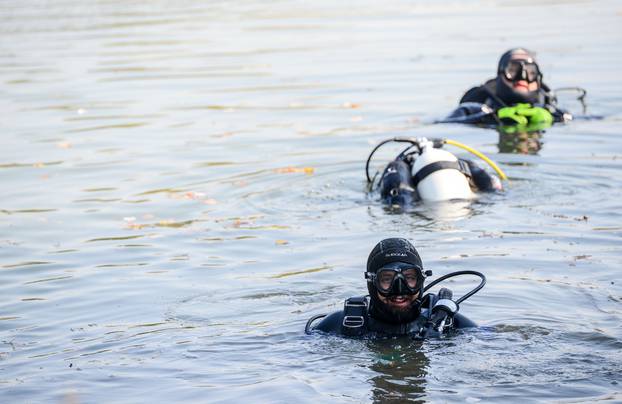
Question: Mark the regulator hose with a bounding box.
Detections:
[554,86,587,114]
[365,137,421,183]
[443,139,508,181]
[305,314,327,335]
[423,270,486,305]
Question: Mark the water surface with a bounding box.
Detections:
[1,0,621,402]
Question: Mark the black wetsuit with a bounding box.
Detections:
[453,78,569,123]
[308,293,476,338]
[462,158,499,192]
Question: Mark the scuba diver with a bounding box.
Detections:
[366,137,506,206]
[440,48,576,128]
[305,238,486,338]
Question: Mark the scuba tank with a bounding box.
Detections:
[411,141,474,202]
[365,137,507,206]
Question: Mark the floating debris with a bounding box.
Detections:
[274,166,314,175]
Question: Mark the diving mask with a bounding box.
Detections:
[366,262,424,297]
[503,59,541,84]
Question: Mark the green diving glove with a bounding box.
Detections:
[497,103,554,128]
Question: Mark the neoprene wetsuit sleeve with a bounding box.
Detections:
[462,159,499,192]
[453,313,477,328]
[312,311,344,334]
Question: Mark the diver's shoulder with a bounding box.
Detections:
[459,79,496,104]
[312,310,344,334]
[308,295,373,336]
[460,86,485,104]
[460,158,502,192]
[453,312,477,328]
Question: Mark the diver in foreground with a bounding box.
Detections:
[305,238,485,338]
[440,48,581,128]
[366,137,505,206]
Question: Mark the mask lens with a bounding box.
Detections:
[377,269,396,292]
[504,61,522,81]
[375,267,421,293]
[523,62,539,82]
[504,60,540,83]
[402,268,419,288]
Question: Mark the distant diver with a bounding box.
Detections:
[439,48,586,130]
[305,238,486,339]
[365,137,505,206]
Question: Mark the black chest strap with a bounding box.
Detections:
[341,296,368,337]
[412,159,472,187]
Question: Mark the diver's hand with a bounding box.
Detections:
[429,288,458,329]
[416,288,458,339]
[498,103,554,127]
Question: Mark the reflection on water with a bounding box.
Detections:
[411,199,478,222]
[498,129,543,155]
[1,0,622,402]
[367,339,428,403]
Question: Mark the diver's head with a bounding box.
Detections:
[365,238,426,323]
[496,48,543,105]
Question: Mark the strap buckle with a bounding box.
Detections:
[341,297,368,336]
[342,316,365,328]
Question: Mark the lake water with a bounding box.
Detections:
[1,0,621,402]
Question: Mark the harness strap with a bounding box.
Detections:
[412,160,472,187]
[341,296,368,337]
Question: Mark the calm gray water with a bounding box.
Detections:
[1,0,621,402]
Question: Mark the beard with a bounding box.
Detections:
[369,294,421,324]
